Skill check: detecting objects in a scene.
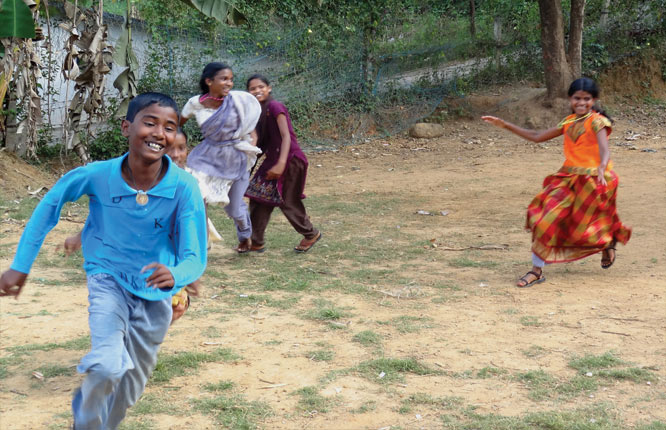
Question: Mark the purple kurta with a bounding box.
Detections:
[253,100,308,199]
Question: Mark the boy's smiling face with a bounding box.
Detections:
[121,104,179,162]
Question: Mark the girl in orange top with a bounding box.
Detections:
[482,78,631,288]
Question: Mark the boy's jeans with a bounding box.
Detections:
[72,273,171,430]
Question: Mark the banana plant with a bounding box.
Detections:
[0,0,41,157]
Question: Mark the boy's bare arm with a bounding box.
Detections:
[0,269,28,298]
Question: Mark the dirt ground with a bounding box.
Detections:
[1,83,665,429]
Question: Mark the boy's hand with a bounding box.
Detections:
[141,263,175,289]
[0,269,28,298]
[61,232,83,256]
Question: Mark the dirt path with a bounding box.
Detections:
[1,94,665,430]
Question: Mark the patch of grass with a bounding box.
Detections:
[201,326,222,338]
[476,367,508,379]
[352,330,382,347]
[556,375,599,398]
[203,380,234,392]
[519,316,542,327]
[388,315,434,333]
[355,358,441,384]
[306,349,335,362]
[515,370,557,401]
[0,197,40,221]
[130,393,173,415]
[34,364,76,378]
[350,400,376,414]
[568,352,626,372]
[193,394,271,429]
[118,419,155,430]
[151,348,239,384]
[399,392,462,414]
[185,306,226,319]
[443,403,621,429]
[232,293,300,309]
[449,256,498,268]
[596,367,655,383]
[304,299,350,321]
[0,365,9,379]
[636,422,666,430]
[522,345,546,358]
[7,335,90,357]
[293,386,333,413]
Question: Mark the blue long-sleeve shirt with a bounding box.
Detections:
[11,154,207,301]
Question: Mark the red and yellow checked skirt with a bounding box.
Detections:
[527,167,631,263]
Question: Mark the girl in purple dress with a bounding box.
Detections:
[245,74,321,253]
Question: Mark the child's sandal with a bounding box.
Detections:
[601,245,616,269]
[235,239,252,254]
[516,270,546,288]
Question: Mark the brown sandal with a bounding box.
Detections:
[294,231,322,253]
[516,270,546,288]
[235,239,252,254]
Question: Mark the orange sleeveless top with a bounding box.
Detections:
[559,111,612,172]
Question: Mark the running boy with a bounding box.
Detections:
[0,93,208,429]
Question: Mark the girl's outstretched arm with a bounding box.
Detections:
[481,115,562,143]
[596,128,610,186]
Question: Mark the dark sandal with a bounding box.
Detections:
[294,231,322,253]
[516,270,546,288]
[601,246,616,269]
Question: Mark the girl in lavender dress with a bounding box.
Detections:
[180,62,261,253]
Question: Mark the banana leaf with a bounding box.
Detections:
[181,0,246,25]
[0,0,37,38]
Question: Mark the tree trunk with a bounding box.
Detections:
[469,0,476,37]
[538,0,572,102]
[599,0,611,27]
[567,0,585,79]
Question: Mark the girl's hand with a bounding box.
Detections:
[596,166,608,187]
[141,263,175,289]
[481,115,505,128]
[266,162,286,180]
[0,269,28,299]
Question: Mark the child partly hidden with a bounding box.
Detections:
[0,93,207,429]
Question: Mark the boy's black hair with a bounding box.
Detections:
[199,62,232,94]
[568,77,612,122]
[246,73,270,89]
[177,127,188,142]
[126,92,179,122]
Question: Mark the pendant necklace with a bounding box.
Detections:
[125,159,163,206]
